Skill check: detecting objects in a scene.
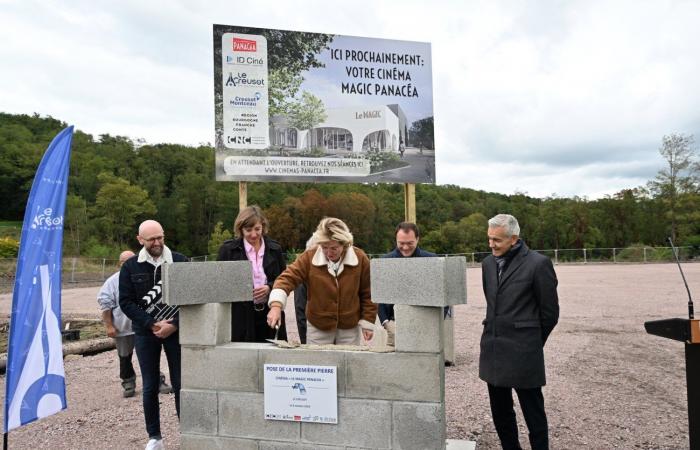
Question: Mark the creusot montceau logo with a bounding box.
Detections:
[31,208,63,229]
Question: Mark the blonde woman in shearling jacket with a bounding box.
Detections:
[266,217,376,345]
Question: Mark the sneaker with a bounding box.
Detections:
[159,373,172,394]
[123,386,136,398]
[122,377,136,398]
[145,438,164,450]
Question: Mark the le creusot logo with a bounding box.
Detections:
[31,208,63,230]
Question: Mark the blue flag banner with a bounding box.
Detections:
[4,126,74,432]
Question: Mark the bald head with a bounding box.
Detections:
[137,220,165,257]
[138,220,163,237]
[118,250,135,266]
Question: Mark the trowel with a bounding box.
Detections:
[265,324,283,344]
[266,325,299,348]
[266,324,280,343]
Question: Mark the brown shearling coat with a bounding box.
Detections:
[272,246,376,331]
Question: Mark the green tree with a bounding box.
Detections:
[64,194,88,255]
[0,116,58,219]
[648,133,698,241]
[409,117,434,149]
[208,221,233,257]
[288,92,327,147]
[91,174,156,248]
[268,67,304,117]
[421,212,487,255]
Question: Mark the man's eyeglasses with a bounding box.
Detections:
[143,235,164,243]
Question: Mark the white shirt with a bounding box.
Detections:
[96,271,133,336]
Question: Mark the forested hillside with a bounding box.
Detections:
[1,112,698,257]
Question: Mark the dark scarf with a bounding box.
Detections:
[494,239,522,281]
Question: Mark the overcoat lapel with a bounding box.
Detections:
[498,245,529,287]
[485,257,499,298]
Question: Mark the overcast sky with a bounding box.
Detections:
[2,0,699,198]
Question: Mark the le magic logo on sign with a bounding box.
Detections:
[233,38,256,52]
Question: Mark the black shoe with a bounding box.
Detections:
[159,373,172,394]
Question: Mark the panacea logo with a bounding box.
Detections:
[31,208,63,230]
[233,38,257,52]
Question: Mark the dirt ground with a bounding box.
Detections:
[0,263,697,449]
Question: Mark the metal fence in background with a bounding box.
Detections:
[402,246,695,265]
[0,246,695,292]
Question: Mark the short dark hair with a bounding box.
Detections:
[395,222,420,238]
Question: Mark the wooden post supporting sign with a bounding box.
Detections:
[239,181,247,210]
[404,183,416,223]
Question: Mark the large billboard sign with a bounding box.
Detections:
[213,24,435,184]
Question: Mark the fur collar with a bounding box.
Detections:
[311,245,359,277]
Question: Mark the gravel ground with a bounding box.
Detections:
[0,263,697,449]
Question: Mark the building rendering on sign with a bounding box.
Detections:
[270,104,408,153]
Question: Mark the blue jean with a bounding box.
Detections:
[134,332,181,439]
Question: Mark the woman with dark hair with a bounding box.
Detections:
[217,205,287,342]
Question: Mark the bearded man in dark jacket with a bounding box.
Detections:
[119,220,188,450]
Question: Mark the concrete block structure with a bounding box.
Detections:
[165,256,467,450]
[370,256,466,307]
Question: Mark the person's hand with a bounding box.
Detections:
[362,328,374,342]
[383,320,395,347]
[253,285,271,301]
[105,324,117,338]
[267,304,282,328]
[153,319,177,339]
[383,320,396,333]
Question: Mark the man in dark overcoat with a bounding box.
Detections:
[479,214,559,450]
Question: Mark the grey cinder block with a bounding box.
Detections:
[394,305,443,353]
[393,402,445,450]
[443,312,455,365]
[181,345,259,391]
[180,389,218,435]
[446,440,477,450]
[216,344,262,391]
[444,258,467,306]
[163,261,253,305]
[345,352,443,402]
[370,257,467,307]
[179,303,231,346]
[259,442,343,450]
[302,398,391,449]
[219,391,300,440]
[258,347,346,395]
[181,434,258,450]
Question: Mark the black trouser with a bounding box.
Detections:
[134,332,181,439]
[487,383,549,450]
[119,355,135,381]
[231,301,286,342]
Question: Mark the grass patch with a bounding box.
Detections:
[0,222,21,240]
[371,159,410,173]
[0,320,105,351]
